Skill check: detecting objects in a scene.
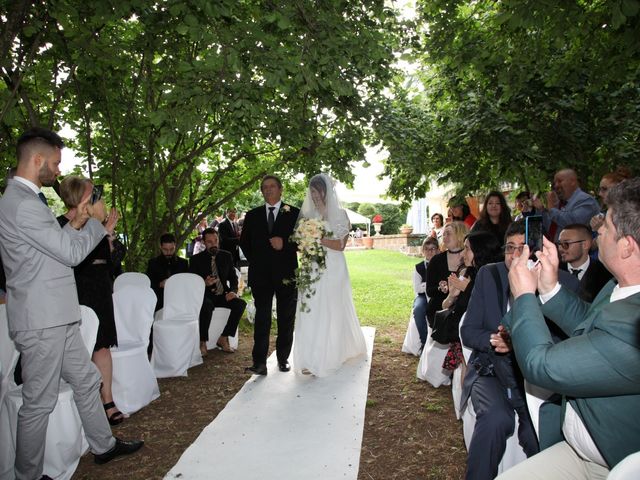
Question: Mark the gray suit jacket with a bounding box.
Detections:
[0,179,106,332]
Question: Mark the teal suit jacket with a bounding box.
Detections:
[503,281,640,468]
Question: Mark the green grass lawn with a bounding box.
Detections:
[240,249,418,335]
[346,249,416,331]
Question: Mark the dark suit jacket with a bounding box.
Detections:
[504,282,640,468]
[189,248,238,296]
[239,203,299,288]
[217,217,240,264]
[560,259,613,303]
[146,254,189,309]
[460,262,579,409]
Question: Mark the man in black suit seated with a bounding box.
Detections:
[217,207,241,268]
[557,224,612,302]
[190,228,246,356]
[146,233,189,311]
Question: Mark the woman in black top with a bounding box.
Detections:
[471,191,512,247]
[58,176,124,425]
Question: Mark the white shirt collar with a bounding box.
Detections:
[611,284,640,302]
[569,257,590,279]
[13,176,42,195]
[265,200,282,212]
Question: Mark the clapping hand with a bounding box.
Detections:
[104,208,119,235]
[448,273,470,295]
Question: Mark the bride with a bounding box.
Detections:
[292,173,367,376]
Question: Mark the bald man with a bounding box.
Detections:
[533,169,599,241]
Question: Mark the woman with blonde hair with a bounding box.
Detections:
[425,221,469,328]
[57,176,123,425]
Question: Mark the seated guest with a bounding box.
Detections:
[448,196,477,229]
[471,191,512,247]
[412,237,440,347]
[533,168,600,241]
[590,166,632,232]
[460,221,579,480]
[429,213,445,246]
[147,233,189,311]
[190,228,246,356]
[514,191,539,221]
[426,221,468,328]
[496,177,640,479]
[217,207,241,268]
[557,224,612,302]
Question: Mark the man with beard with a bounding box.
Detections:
[0,128,143,479]
[533,169,600,241]
[147,233,189,311]
[190,228,246,356]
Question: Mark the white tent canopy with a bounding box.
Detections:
[345,208,371,236]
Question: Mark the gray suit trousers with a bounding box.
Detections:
[11,322,115,480]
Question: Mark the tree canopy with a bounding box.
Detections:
[375,0,640,202]
[1,0,405,268]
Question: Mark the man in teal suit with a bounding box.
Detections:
[495,177,640,479]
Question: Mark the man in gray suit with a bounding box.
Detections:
[0,128,143,480]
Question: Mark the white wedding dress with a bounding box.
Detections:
[293,209,367,377]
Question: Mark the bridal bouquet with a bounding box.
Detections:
[289,217,332,312]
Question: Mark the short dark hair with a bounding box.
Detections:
[16,127,64,162]
[607,177,640,243]
[160,233,176,244]
[202,227,218,240]
[515,191,531,201]
[422,237,439,249]
[465,231,503,269]
[431,213,444,224]
[560,223,592,239]
[261,174,282,190]
[505,219,526,241]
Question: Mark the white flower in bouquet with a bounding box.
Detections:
[287,218,332,312]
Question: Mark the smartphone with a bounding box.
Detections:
[525,215,543,259]
[90,184,104,204]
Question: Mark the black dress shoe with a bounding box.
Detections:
[245,364,267,375]
[94,437,144,464]
[278,362,291,372]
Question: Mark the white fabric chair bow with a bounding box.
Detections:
[151,273,204,378]
[110,285,160,415]
[113,272,151,292]
[0,304,98,480]
[401,314,422,356]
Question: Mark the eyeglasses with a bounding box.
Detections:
[556,239,586,249]
[424,247,439,252]
[504,244,525,254]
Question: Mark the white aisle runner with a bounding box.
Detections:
[165,327,375,480]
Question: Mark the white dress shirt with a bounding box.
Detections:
[264,200,282,221]
[569,257,590,281]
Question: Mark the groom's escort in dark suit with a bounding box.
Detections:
[240,176,299,374]
[189,228,246,345]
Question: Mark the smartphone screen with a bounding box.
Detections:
[525,215,543,259]
[91,184,104,204]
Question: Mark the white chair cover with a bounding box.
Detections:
[151,273,204,378]
[416,325,451,387]
[205,308,239,351]
[0,306,17,480]
[113,272,151,292]
[79,305,99,353]
[110,286,160,415]
[608,451,640,479]
[401,315,422,357]
[457,312,527,474]
[0,305,93,480]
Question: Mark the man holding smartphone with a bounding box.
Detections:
[498,177,640,479]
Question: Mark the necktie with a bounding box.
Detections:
[268,206,275,233]
[210,255,224,295]
[37,192,48,206]
[571,268,582,278]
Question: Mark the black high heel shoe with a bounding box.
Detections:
[103,401,124,426]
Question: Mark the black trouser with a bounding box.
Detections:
[466,376,539,480]
[198,293,246,341]
[250,282,297,366]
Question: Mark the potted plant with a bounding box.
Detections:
[400,223,413,235]
[372,214,383,234]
